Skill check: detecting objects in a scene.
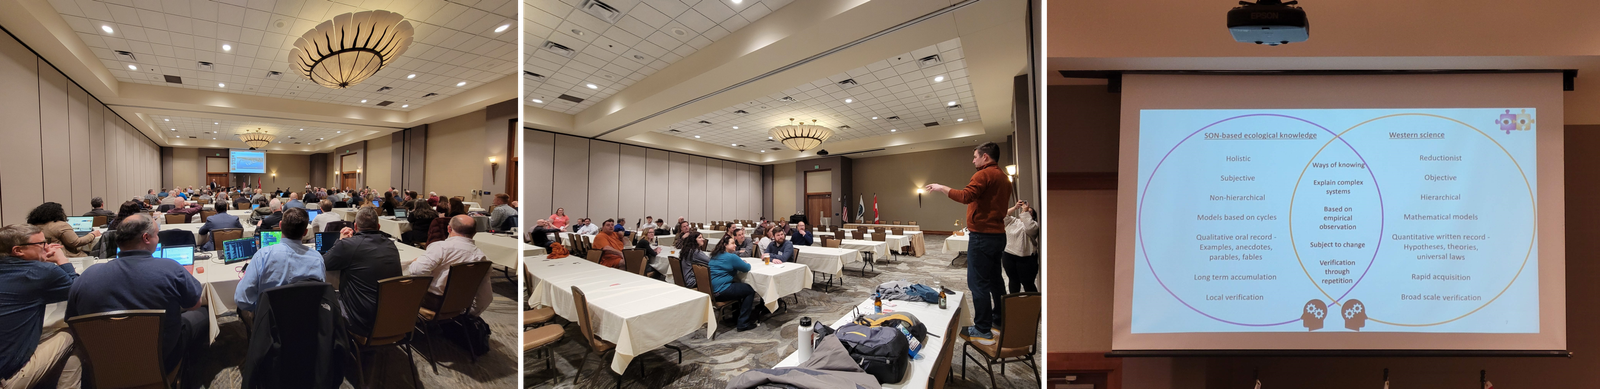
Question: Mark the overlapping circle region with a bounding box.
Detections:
[1136,113,1537,328]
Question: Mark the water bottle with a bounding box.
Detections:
[797,317,814,361]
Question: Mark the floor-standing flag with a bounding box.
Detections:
[857,195,865,223]
[872,194,879,222]
[1484,381,1494,389]
[1383,380,1389,389]
[1253,379,1261,389]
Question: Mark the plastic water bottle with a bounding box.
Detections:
[797,317,814,361]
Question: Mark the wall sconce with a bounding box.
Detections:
[271,172,277,182]
[489,156,499,180]
[916,187,924,207]
[356,168,361,174]
[1005,164,1017,183]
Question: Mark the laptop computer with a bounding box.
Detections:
[258,230,285,248]
[394,209,407,219]
[306,209,320,222]
[159,244,196,272]
[252,204,261,209]
[221,238,257,264]
[372,200,380,208]
[66,216,94,237]
[314,231,340,254]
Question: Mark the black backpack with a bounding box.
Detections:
[834,323,910,384]
[441,314,492,356]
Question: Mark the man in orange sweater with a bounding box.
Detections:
[925,142,1012,339]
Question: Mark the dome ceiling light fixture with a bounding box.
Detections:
[769,118,833,152]
[239,128,276,149]
[289,10,414,89]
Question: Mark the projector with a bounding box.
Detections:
[1227,0,1309,46]
[816,149,830,156]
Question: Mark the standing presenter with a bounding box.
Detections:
[924,142,1012,339]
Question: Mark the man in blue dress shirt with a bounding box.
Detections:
[235,208,324,318]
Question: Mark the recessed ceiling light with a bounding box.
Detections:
[336,131,340,133]
[891,129,897,132]
[760,150,765,153]
[871,116,879,120]
[531,98,543,103]
[164,118,169,121]
[732,0,742,4]
[844,98,853,103]
[127,64,137,70]
[934,75,945,82]
[222,44,231,51]
[402,104,409,108]
[218,83,225,87]
[361,100,367,103]
[732,126,739,129]
[586,83,598,89]
[494,24,510,33]
[947,101,957,106]
[768,136,773,139]
[299,128,303,131]
[731,143,737,146]
[957,118,965,122]
[170,128,175,131]
[456,81,467,87]
[101,25,112,34]
[694,135,701,138]
[214,122,217,125]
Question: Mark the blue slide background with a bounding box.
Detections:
[1132,108,1539,334]
[230,150,266,173]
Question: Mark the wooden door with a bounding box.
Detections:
[805,194,831,226]
[206,173,228,188]
[340,173,357,191]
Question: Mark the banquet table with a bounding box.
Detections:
[474,233,528,278]
[793,245,859,279]
[525,255,715,374]
[835,239,888,261]
[698,229,726,240]
[774,291,970,388]
[44,241,424,345]
[379,217,411,237]
[737,258,813,311]
[944,234,969,254]
[821,229,927,257]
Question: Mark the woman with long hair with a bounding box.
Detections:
[549,207,569,229]
[675,231,709,288]
[709,235,760,331]
[381,191,396,216]
[27,202,99,256]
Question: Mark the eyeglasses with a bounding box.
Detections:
[16,241,47,247]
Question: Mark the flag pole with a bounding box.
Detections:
[1480,370,1486,389]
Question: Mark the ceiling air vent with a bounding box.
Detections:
[542,41,576,58]
[924,122,939,127]
[196,61,213,71]
[770,147,780,150]
[837,79,858,89]
[558,94,584,103]
[524,71,545,81]
[668,129,681,133]
[188,136,197,138]
[916,54,943,69]
[946,104,962,109]
[778,96,795,102]
[113,50,136,61]
[885,116,900,121]
[698,120,712,125]
[294,142,301,144]
[163,75,182,84]
[733,110,748,115]
[376,86,392,93]
[422,92,438,98]
[376,101,394,106]
[579,0,624,24]
[265,71,282,80]
[838,125,851,130]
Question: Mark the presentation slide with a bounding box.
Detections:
[230,150,266,173]
[1133,108,1539,335]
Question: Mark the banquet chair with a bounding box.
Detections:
[585,249,602,264]
[692,263,737,324]
[199,210,216,224]
[929,304,964,389]
[962,292,1043,387]
[524,324,565,373]
[91,215,108,228]
[851,230,865,240]
[909,221,918,225]
[68,309,176,389]
[668,256,688,288]
[416,261,493,371]
[164,213,189,225]
[572,286,656,389]
[892,220,901,225]
[208,228,244,250]
[349,275,431,388]
[623,249,648,276]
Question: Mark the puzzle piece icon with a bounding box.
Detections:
[1516,109,1535,132]
[1498,109,1517,134]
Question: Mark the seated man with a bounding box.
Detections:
[311,200,343,234]
[166,197,202,223]
[0,225,81,388]
[765,228,795,263]
[789,221,814,246]
[198,201,243,251]
[235,208,323,318]
[284,192,304,210]
[322,206,402,336]
[66,214,205,381]
[487,194,515,232]
[573,218,599,236]
[258,199,284,231]
[591,219,627,269]
[82,197,115,219]
[406,215,492,315]
[530,219,561,251]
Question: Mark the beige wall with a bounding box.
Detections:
[849,143,1012,230]
[523,130,763,224]
[425,109,487,199]
[171,147,198,189]
[263,153,311,192]
[0,29,158,223]
[772,162,796,217]
[365,135,392,191]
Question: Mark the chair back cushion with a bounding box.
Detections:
[67,309,168,388]
[433,261,493,319]
[999,292,1042,350]
[668,256,687,288]
[369,275,432,339]
[692,263,715,296]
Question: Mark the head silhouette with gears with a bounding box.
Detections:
[1301,299,1328,331]
[1342,299,1368,331]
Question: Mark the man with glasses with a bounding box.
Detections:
[0,225,80,388]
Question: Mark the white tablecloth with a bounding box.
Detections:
[524,255,716,374]
[698,229,726,240]
[793,246,859,277]
[738,258,813,311]
[774,291,968,388]
[473,233,526,272]
[945,235,969,252]
[655,235,677,247]
[380,217,411,237]
[837,239,888,260]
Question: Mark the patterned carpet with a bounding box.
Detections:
[188,272,522,388]
[524,233,1042,388]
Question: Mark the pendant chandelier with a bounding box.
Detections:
[288,10,414,89]
[769,118,833,152]
[239,128,275,149]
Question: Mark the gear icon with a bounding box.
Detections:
[1312,308,1324,319]
[1344,308,1357,319]
[1351,304,1363,314]
[1306,304,1317,314]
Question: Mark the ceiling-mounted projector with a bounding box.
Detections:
[1228,0,1308,46]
